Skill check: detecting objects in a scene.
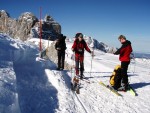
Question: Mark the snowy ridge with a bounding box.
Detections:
[134,52,150,59]
[0,34,150,113]
[67,35,116,53]
[83,35,117,53]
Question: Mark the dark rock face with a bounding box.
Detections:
[17,12,38,40]
[0,10,15,35]
[0,10,61,41]
[41,15,61,40]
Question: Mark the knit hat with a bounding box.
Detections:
[75,33,83,38]
[118,35,126,40]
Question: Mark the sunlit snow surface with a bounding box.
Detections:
[0,34,150,113]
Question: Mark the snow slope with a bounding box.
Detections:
[0,34,150,113]
[0,34,58,113]
[63,41,150,113]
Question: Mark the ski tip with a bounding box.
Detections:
[128,86,138,96]
[99,81,103,84]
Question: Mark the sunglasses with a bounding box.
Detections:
[79,36,83,38]
[79,34,83,38]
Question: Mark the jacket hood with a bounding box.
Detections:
[122,40,131,45]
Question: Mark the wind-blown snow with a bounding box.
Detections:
[0,34,150,113]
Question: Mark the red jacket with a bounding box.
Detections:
[115,40,132,62]
[72,39,91,60]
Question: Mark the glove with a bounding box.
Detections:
[91,51,94,57]
[113,52,117,55]
[72,48,75,52]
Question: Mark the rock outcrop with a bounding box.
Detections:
[46,42,72,70]
[0,10,61,41]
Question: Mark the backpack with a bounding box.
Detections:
[110,65,122,89]
[55,37,66,51]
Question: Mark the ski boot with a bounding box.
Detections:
[80,74,84,80]
[117,83,129,92]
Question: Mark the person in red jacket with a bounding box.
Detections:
[114,35,133,91]
[72,33,93,80]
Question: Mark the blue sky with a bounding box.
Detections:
[1,0,150,53]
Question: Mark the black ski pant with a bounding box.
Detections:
[57,51,65,69]
[121,61,130,85]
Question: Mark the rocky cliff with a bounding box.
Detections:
[0,10,61,41]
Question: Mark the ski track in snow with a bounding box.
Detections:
[0,35,150,113]
[64,43,150,113]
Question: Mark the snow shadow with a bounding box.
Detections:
[128,74,138,77]
[130,82,150,90]
[0,51,19,112]
[0,74,17,113]
[13,50,58,113]
[45,59,72,89]
[60,70,72,89]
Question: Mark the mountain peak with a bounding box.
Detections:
[83,35,117,53]
[18,12,38,23]
[0,10,10,18]
[0,10,61,41]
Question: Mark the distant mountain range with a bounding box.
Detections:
[84,36,117,53]
[2,10,148,56]
[134,52,150,59]
[66,36,117,53]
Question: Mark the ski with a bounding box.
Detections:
[127,85,137,96]
[117,85,137,96]
[81,79,90,84]
[99,81,122,96]
[80,76,91,84]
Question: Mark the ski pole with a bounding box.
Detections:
[90,57,92,77]
[71,52,76,80]
[90,47,94,77]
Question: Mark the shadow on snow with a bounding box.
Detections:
[13,50,58,113]
[130,82,150,90]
